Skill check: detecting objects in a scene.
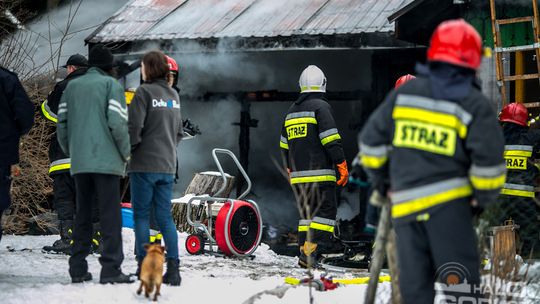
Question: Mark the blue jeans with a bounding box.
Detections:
[130,172,178,261]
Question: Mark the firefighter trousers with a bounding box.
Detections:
[296,184,337,252]
[394,199,482,304]
[52,173,99,223]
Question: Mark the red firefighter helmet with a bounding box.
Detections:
[395,74,416,88]
[165,55,179,73]
[427,19,482,70]
[499,103,529,127]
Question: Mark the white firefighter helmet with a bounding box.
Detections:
[299,65,326,93]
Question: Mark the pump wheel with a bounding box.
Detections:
[185,234,205,255]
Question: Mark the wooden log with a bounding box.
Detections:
[490,219,519,279]
[184,171,235,196]
[172,172,235,233]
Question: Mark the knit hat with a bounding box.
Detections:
[88,44,115,70]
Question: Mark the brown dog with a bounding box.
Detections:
[137,244,165,301]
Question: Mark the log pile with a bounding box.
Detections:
[172,172,235,233]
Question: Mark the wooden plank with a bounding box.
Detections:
[496,16,534,25]
[503,73,540,81]
[523,102,540,108]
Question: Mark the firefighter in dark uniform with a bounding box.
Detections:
[360,20,505,303]
[41,54,101,254]
[280,65,349,268]
[497,102,540,258]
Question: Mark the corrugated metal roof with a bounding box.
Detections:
[88,0,413,43]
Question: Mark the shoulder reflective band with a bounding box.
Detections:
[501,183,535,198]
[49,158,71,174]
[280,135,289,150]
[359,143,389,169]
[393,120,456,156]
[391,177,472,218]
[41,100,58,123]
[469,164,506,190]
[290,169,336,184]
[319,128,341,145]
[285,111,317,127]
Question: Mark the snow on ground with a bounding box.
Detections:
[0,229,388,304]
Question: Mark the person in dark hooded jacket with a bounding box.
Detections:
[0,66,34,242]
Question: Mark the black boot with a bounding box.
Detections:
[91,222,103,255]
[162,258,181,286]
[100,272,134,284]
[43,220,73,254]
[72,272,92,283]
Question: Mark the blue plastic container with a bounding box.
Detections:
[122,208,134,229]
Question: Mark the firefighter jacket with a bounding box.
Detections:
[41,67,87,175]
[359,73,506,223]
[0,67,34,167]
[501,123,540,198]
[57,67,130,176]
[280,93,345,185]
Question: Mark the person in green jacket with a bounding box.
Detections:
[57,44,132,284]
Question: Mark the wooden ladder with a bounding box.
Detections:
[489,0,540,107]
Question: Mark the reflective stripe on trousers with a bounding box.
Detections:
[310,216,335,233]
[49,158,71,174]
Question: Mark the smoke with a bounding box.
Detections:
[9,0,129,75]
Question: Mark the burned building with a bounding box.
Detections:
[85,0,424,228]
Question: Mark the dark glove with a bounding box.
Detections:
[182,119,201,136]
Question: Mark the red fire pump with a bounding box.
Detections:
[185,149,263,257]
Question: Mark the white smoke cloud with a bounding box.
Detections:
[10,0,129,76]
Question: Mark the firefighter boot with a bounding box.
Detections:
[43,220,73,254]
[162,258,182,286]
[91,223,103,255]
